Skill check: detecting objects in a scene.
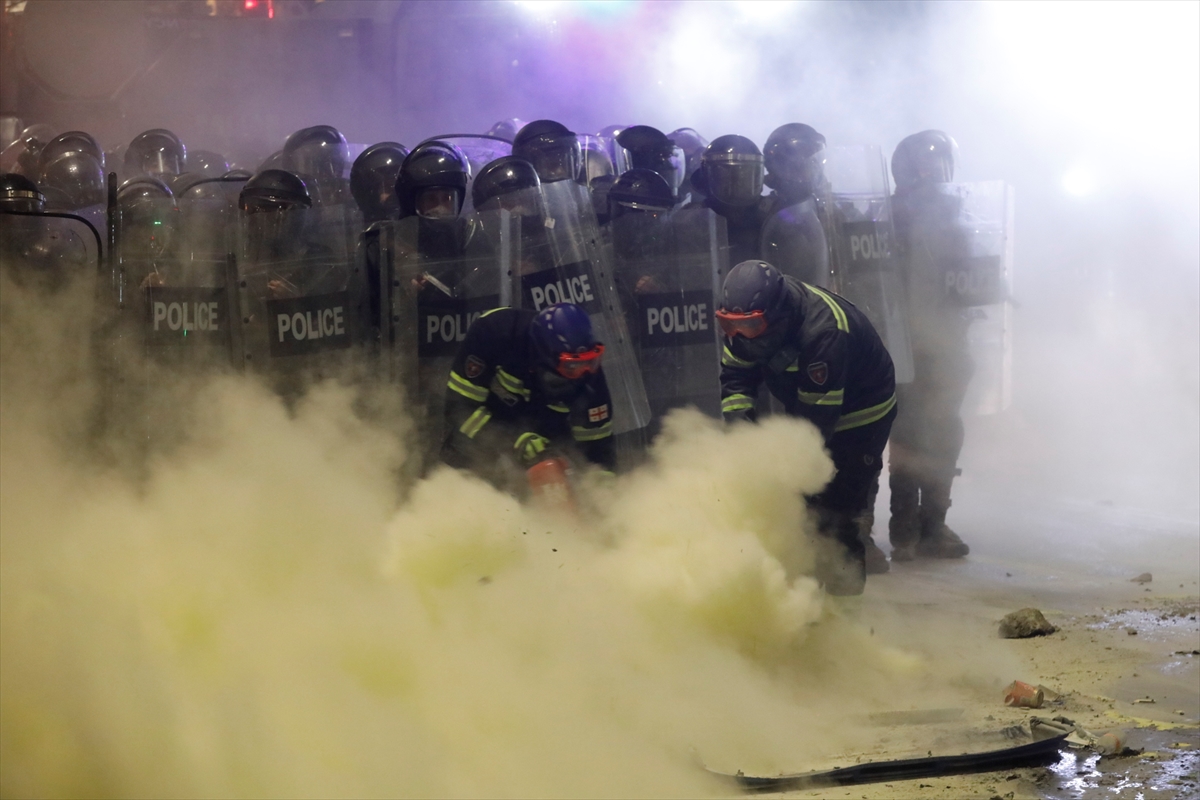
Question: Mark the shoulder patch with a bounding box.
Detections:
[807,361,828,386]
[587,404,609,423]
[464,355,486,379]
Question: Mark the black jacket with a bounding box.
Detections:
[719,278,896,441]
[441,307,617,471]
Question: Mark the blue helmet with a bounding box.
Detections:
[529,303,603,378]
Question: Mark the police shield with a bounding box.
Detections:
[823,144,914,384]
[235,202,366,387]
[0,208,102,293]
[377,212,503,456]
[759,197,831,288]
[609,207,726,424]
[134,176,246,367]
[511,180,652,447]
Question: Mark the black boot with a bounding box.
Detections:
[888,470,921,561]
[856,477,889,574]
[815,509,867,596]
[916,478,970,558]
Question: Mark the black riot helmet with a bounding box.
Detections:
[598,124,630,140]
[716,260,795,360]
[891,130,958,194]
[471,156,542,213]
[579,139,616,185]
[617,125,684,199]
[38,131,105,173]
[0,173,46,214]
[696,135,764,209]
[117,176,178,260]
[282,125,350,201]
[763,123,826,202]
[124,129,186,177]
[350,141,410,223]
[185,149,230,177]
[608,168,674,220]
[513,120,581,184]
[39,152,106,210]
[238,169,312,213]
[396,141,470,220]
[486,118,525,142]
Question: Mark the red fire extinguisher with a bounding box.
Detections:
[526,457,577,513]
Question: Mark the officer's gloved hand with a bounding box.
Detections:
[513,432,551,467]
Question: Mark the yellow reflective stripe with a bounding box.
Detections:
[514,431,547,454]
[447,370,488,402]
[833,394,897,432]
[722,345,755,368]
[547,403,569,413]
[496,368,530,400]
[806,284,849,333]
[572,422,613,442]
[479,307,507,318]
[721,394,755,413]
[798,388,845,406]
[458,407,493,439]
[785,362,799,372]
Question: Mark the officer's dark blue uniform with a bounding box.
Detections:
[441,304,616,480]
[717,260,896,595]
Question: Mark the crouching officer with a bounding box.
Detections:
[441,302,616,489]
[716,261,896,595]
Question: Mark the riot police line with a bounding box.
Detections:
[1,121,1014,482]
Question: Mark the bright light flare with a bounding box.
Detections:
[1061,168,1095,197]
[733,0,801,21]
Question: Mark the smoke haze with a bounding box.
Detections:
[1,0,1197,795]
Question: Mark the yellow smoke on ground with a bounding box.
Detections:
[1,272,1012,798]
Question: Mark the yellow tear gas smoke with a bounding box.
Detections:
[1,270,1015,798]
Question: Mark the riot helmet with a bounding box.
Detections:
[696,135,764,208]
[616,125,684,199]
[238,169,312,213]
[39,152,106,210]
[124,129,186,177]
[486,118,525,142]
[185,149,230,177]
[607,168,674,220]
[529,302,604,383]
[471,156,542,214]
[0,173,46,214]
[597,124,630,140]
[891,130,958,193]
[38,131,105,172]
[0,124,56,177]
[117,176,178,261]
[350,141,410,223]
[579,139,616,185]
[513,120,581,184]
[281,125,350,202]
[716,260,794,360]
[396,141,469,220]
[239,169,311,259]
[763,123,826,202]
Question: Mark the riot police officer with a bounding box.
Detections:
[763,123,827,208]
[512,120,581,185]
[688,134,776,265]
[616,125,684,201]
[487,118,525,142]
[237,168,315,297]
[886,130,971,560]
[716,260,897,595]
[349,141,410,225]
[441,302,617,488]
[39,151,106,212]
[668,127,709,204]
[117,177,179,289]
[281,125,350,205]
[124,129,186,179]
[185,150,230,178]
[38,131,105,173]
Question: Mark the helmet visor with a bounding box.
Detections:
[531,142,578,183]
[715,308,768,339]
[416,186,460,219]
[556,343,604,379]
[708,161,763,207]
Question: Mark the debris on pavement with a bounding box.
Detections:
[999,607,1056,638]
[1130,572,1153,584]
[1004,680,1045,708]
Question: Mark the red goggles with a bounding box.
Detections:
[556,343,605,379]
[715,308,769,339]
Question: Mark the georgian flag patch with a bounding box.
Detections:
[807,361,828,385]
[587,404,609,422]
